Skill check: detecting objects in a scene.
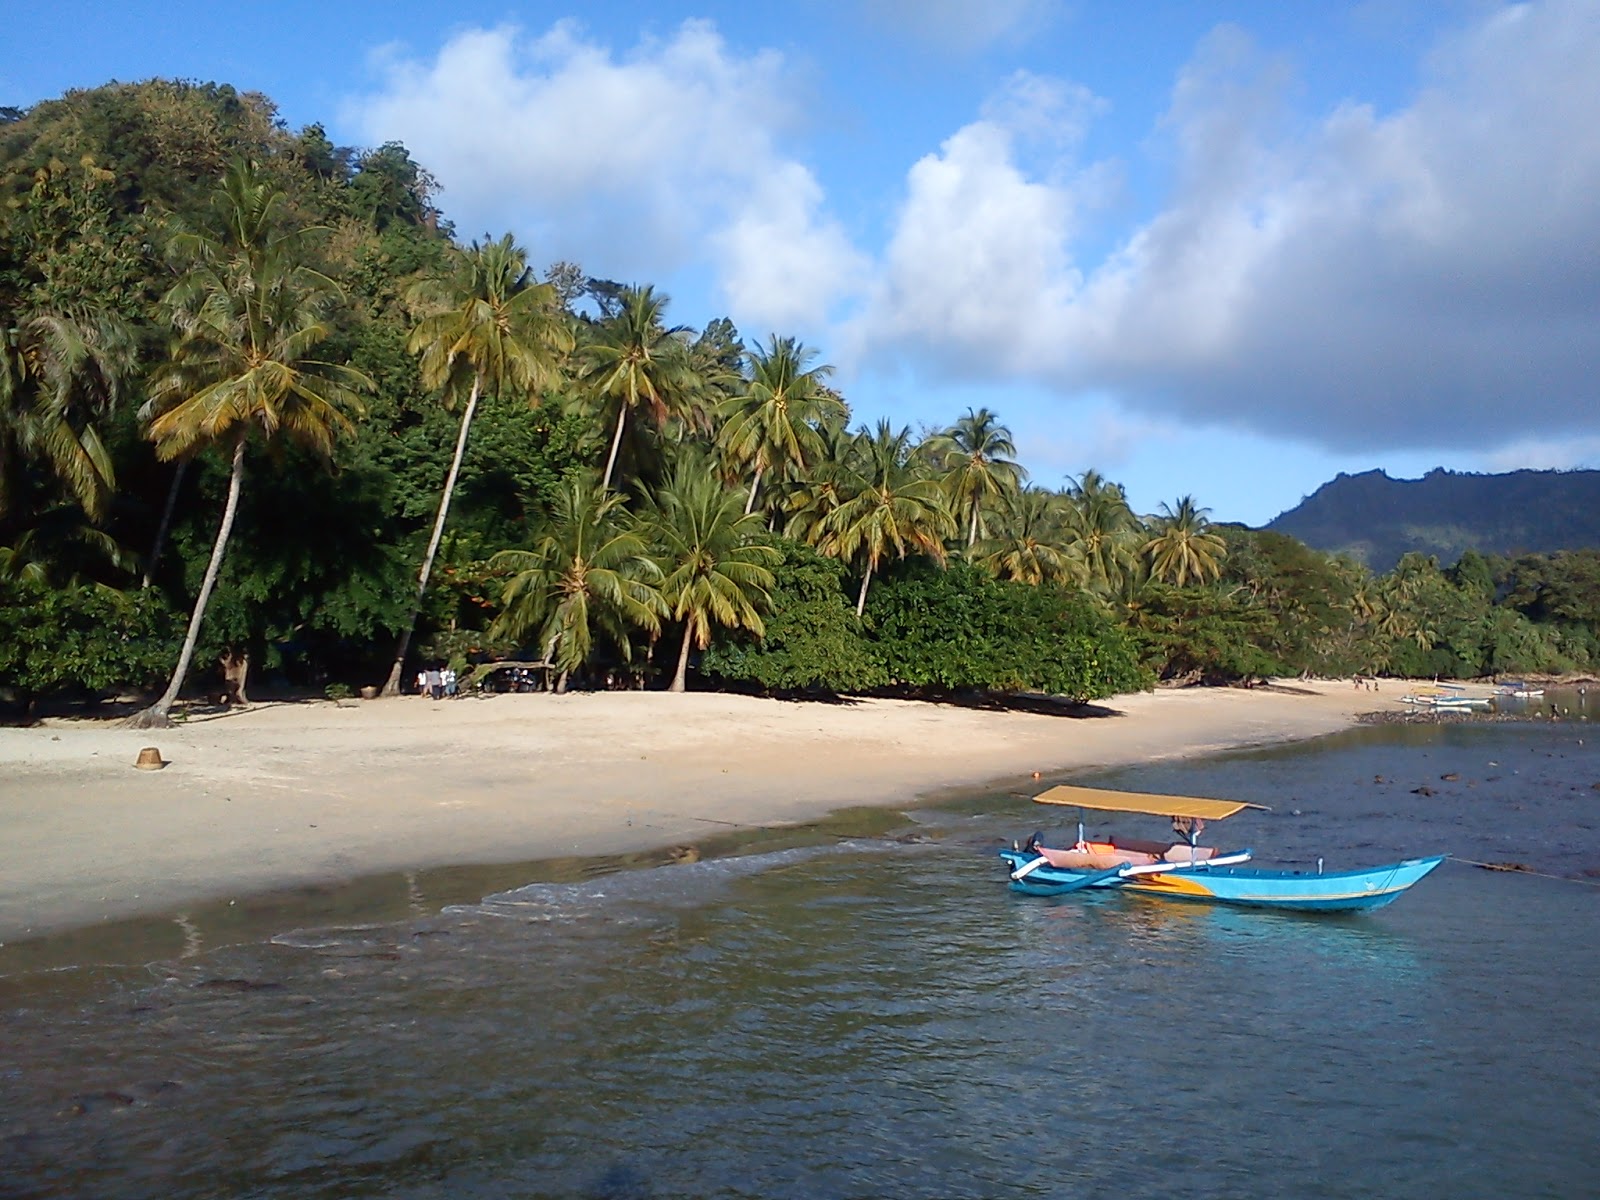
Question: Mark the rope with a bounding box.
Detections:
[1449,856,1600,886]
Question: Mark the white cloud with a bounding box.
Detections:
[844,71,1107,372]
[343,20,861,330]
[1479,435,1600,473]
[856,0,1600,456]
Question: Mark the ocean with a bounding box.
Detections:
[2,710,1596,1199]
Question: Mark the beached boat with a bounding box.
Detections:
[1496,680,1544,698]
[1000,785,1445,912]
[1399,686,1491,710]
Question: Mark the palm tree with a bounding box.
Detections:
[130,162,371,728]
[926,406,1025,549]
[819,421,955,615]
[718,335,841,516]
[641,455,778,692]
[1143,495,1226,587]
[489,473,664,692]
[381,234,573,696]
[977,486,1084,587]
[1,310,132,524]
[779,409,856,547]
[1063,469,1140,597]
[578,285,693,491]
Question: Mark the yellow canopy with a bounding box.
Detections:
[1033,784,1268,820]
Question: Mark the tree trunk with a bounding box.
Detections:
[141,457,188,589]
[670,620,695,692]
[601,404,628,492]
[855,562,873,617]
[382,374,482,696]
[744,466,763,516]
[130,432,247,728]
[967,505,979,550]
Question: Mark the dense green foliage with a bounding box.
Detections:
[3,80,1597,722]
[866,562,1149,700]
[0,576,176,712]
[702,540,885,693]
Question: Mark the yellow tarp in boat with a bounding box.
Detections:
[1033,785,1268,820]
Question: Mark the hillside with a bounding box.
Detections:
[1264,468,1600,572]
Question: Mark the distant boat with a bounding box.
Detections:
[1427,695,1493,710]
[1397,684,1492,709]
[1496,681,1544,698]
[1000,785,1444,913]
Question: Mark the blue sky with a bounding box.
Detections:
[8,1,1600,525]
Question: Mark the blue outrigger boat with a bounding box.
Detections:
[1000,785,1445,913]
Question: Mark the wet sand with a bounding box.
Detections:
[0,681,1444,942]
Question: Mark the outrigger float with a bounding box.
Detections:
[999,785,1444,913]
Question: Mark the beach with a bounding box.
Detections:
[0,681,1420,942]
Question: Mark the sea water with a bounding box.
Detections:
[1,717,1596,1199]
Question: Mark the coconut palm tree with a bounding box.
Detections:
[641,454,778,692]
[977,486,1084,587]
[926,406,1025,550]
[131,161,371,727]
[818,420,955,615]
[579,285,693,491]
[381,234,573,696]
[1,309,132,524]
[1063,469,1140,597]
[718,335,841,516]
[1143,495,1226,587]
[779,409,856,547]
[489,473,664,691]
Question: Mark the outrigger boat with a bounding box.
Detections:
[1496,680,1544,698]
[999,785,1445,912]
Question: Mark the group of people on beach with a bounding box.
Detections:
[414,667,458,700]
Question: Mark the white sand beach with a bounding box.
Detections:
[0,682,1435,941]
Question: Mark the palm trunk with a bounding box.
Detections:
[130,433,247,728]
[670,619,695,692]
[382,374,482,696]
[855,562,873,617]
[744,466,763,516]
[967,505,979,550]
[601,404,628,492]
[141,457,188,589]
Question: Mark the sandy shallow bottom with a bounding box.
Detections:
[0,681,1441,941]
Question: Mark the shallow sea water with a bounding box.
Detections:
[2,714,1597,1199]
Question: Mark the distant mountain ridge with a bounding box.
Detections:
[1263,468,1600,573]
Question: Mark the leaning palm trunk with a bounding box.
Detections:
[744,466,763,516]
[967,506,979,550]
[855,562,873,617]
[141,458,188,589]
[601,405,628,492]
[130,433,247,728]
[382,375,482,696]
[670,620,696,692]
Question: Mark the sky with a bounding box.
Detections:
[7,0,1600,525]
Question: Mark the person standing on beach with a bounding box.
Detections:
[443,667,457,699]
[425,666,443,700]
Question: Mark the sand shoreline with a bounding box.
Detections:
[0,681,1445,944]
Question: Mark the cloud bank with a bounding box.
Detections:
[346,3,1600,459]
[856,0,1600,454]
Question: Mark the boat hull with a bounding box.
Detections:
[998,849,1445,912]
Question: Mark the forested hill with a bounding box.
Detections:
[1264,468,1600,572]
